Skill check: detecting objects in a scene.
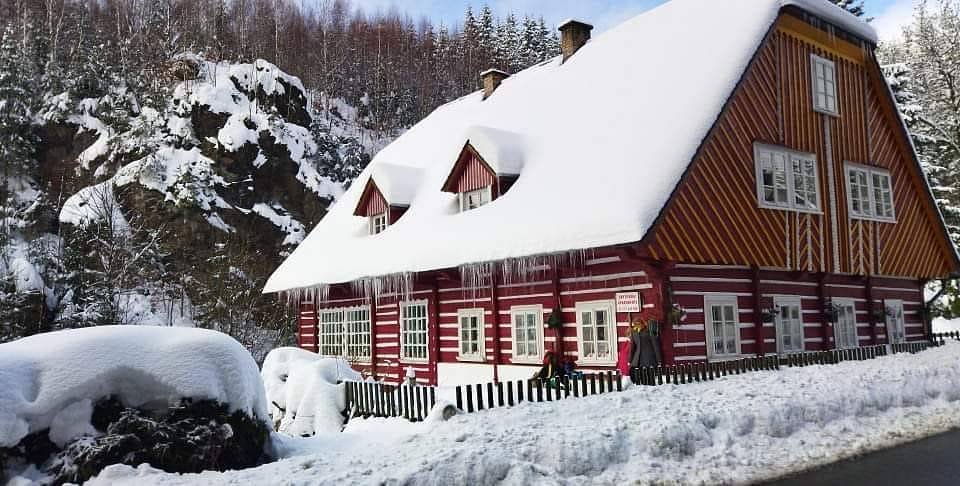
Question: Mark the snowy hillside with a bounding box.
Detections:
[78,342,960,485]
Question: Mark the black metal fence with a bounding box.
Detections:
[453,371,621,413]
[344,381,437,422]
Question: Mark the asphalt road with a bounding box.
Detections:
[764,428,960,486]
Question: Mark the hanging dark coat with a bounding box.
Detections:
[630,330,662,368]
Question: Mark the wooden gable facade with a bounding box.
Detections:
[643,10,959,280]
[441,143,519,198]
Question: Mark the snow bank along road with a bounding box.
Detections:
[91,342,960,485]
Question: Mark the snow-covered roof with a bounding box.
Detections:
[264,0,877,293]
[370,163,424,207]
[465,126,526,176]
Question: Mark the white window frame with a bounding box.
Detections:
[575,300,617,365]
[459,185,492,212]
[885,299,906,344]
[318,308,344,357]
[510,305,545,364]
[457,308,485,362]
[773,296,805,354]
[754,144,822,213]
[833,298,859,349]
[705,295,742,360]
[400,300,430,363]
[845,162,896,223]
[343,306,372,363]
[317,306,372,362]
[811,54,839,116]
[369,212,388,235]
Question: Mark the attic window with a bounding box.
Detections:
[460,186,491,212]
[754,144,821,213]
[369,212,388,235]
[811,55,838,116]
[845,163,895,222]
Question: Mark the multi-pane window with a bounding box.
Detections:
[755,144,821,212]
[400,300,429,361]
[319,309,344,356]
[344,307,371,361]
[775,297,804,353]
[885,300,906,344]
[318,307,371,361]
[460,186,491,212]
[369,212,388,235]
[811,54,838,115]
[576,301,616,364]
[511,306,543,363]
[833,299,858,349]
[705,296,741,359]
[846,163,896,222]
[458,308,485,361]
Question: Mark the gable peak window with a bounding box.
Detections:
[845,163,896,222]
[754,144,821,213]
[811,54,838,116]
[460,186,492,212]
[369,212,388,235]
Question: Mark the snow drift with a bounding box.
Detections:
[86,342,960,485]
[261,347,361,436]
[0,326,270,449]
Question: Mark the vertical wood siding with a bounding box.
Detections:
[456,152,497,193]
[363,185,388,216]
[645,16,954,279]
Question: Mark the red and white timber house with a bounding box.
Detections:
[265,0,960,386]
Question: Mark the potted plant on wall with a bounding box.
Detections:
[760,307,780,324]
[823,301,841,324]
[547,305,563,353]
[667,304,687,326]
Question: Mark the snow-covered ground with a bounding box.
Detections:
[933,317,960,332]
[88,342,960,485]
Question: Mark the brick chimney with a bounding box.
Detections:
[481,69,510,99]
[558,19,593,63]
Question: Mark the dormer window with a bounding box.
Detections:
[369,212,388,234]
[460,186,491,212]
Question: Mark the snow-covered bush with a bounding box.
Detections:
[261,347,361,436]
[0,327,272,482]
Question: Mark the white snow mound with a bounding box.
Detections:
[0,326,270,448]
[261,347,362,436]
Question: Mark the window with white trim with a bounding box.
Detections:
[457,308,485,361]
[318,306,371,360]
[459,186,491,212]
[705,296,741,359]
[811,54,838,115]
[369,212,388,235]
[833,298,858,349]
[845,163,895,222]
[344,306,372,361]
[885,299,906,344]
[400,300,429,362]
[511,305,544,363]
[575,301,616,364]
[319,308,344,356]
[774,296,804,353]
[755,144,821,212]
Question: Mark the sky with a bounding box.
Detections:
[351,0,917,42]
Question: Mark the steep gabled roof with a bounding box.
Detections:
[265,0,879,293]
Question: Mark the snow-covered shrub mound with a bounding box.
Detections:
[0,326,270,449]
[262,347,361,436]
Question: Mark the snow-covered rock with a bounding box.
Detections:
[0,326,270,448]
[261,347,361,436]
